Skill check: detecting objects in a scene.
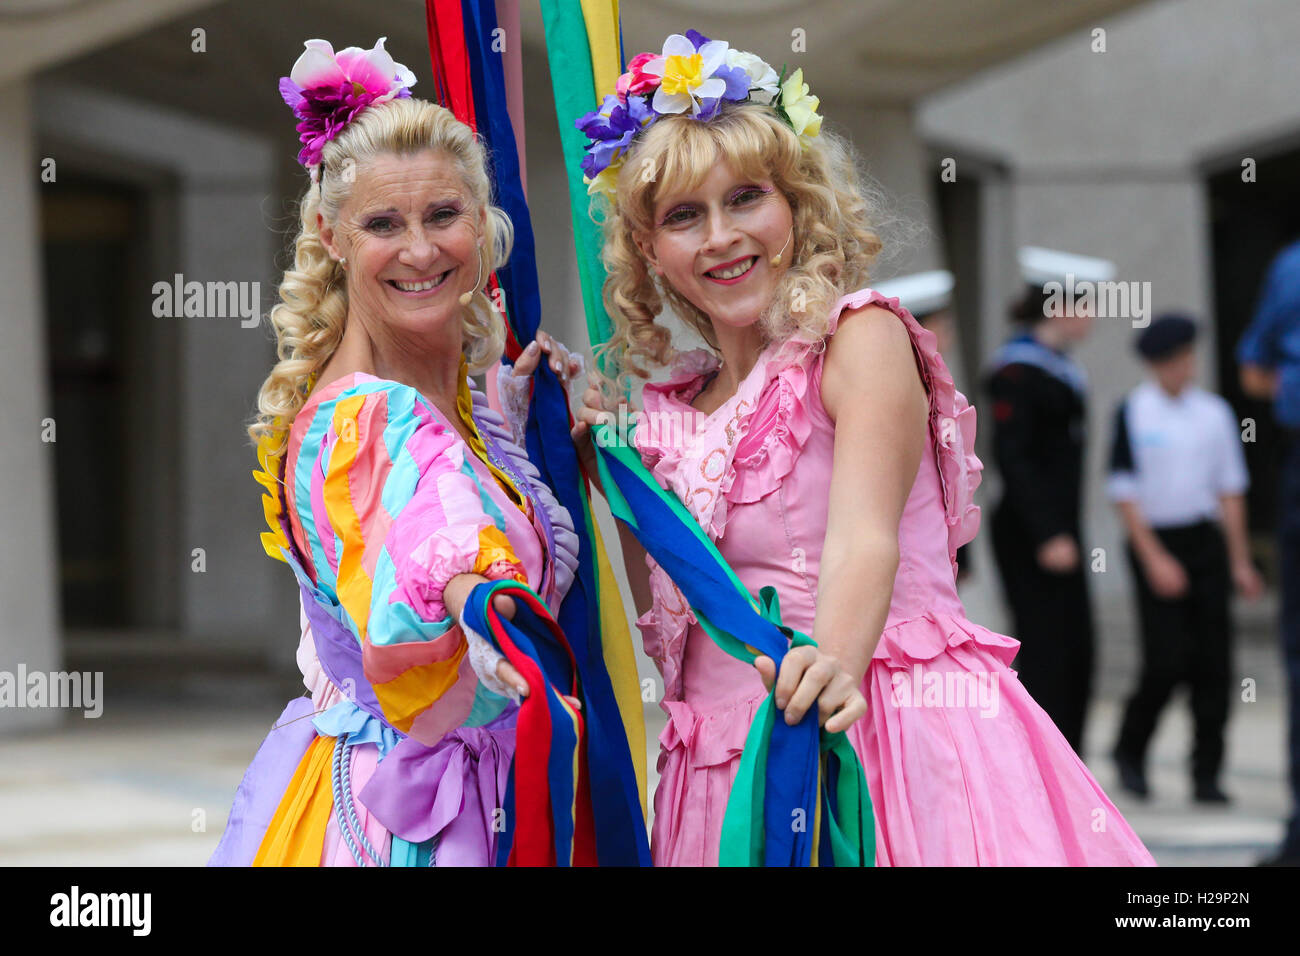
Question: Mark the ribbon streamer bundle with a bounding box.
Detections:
[425,0,649,867]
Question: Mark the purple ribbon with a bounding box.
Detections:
[360,710,516,866]
[207,695,319,866]
[296,579,389,727]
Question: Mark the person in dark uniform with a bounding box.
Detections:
[985,247,1110,756]
[1109,315,1262,803]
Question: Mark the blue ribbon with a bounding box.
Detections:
[457,0,649,866]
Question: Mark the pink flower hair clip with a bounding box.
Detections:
[278,37,417,178]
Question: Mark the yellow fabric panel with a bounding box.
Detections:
[580,0,622,100]
[575,0,647,822]
[252,420,291,564]
[558,692,582,867]
[591,510,647,820]
[324,394,374,643]
[473,525,525,577]
[455,356,525,509]
[810,759,823,867]
[253,735,335,867]
[373,642,470,734]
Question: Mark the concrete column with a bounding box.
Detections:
[176,179,285,651]
[0,79,62,732]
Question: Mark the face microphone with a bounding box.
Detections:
[770,228,793,267]
[459,247,484,306]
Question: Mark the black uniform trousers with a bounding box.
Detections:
[991,506,1095,756]
[1114,519,1232,784]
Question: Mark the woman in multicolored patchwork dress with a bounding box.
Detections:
[210,40,583,867]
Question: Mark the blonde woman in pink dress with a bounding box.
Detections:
[571,31,1156,866]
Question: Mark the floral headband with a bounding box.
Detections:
[576,30,823,197]
[279,37,417,182]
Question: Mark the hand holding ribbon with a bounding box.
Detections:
[592,417,875,866]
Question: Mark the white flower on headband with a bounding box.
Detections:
[725,49,781,106]
[288,37,415,98]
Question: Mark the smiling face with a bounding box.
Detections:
[319,148,483,345]
[636,160,793,332]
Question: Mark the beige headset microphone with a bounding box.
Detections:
[459,247,484,306]
[770,228,793,267]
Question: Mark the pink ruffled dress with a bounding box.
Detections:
[634,288,1156,866]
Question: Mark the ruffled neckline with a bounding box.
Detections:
[633,288,984,573]
[636,341,815,540]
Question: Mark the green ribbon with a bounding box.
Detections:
[596,421,875,866]
[540,0,615,371]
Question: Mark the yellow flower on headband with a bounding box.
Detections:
[780,68,822,146]
[584,163,621,198]
[660,53,705,97]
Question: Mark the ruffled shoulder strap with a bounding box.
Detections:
[817,288,983,571]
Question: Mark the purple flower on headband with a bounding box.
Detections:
[278,37,416,168]
[697,63,751,120]
[684,29,711,50]
[576,93,653,178]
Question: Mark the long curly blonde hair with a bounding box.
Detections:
[596,100,885,381]
[249,96,513,456]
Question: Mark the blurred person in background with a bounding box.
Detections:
[1108,315,1262,805]
[984,248,1111,756]
[1238,237,1300,866]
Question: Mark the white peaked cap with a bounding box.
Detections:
[873,270,954,317]
[1018,246,1117,285]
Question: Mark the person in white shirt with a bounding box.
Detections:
[1107,314,1264,804]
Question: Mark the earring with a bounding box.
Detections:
[459,247,484,306]
[338,256,347,268]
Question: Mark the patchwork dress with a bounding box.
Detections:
[209,370,578,866]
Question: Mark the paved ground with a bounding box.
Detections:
[0,591,1291,866]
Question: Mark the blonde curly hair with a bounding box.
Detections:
[596,100,885,382]
[249,96,513,456]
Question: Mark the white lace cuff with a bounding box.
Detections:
[566,352,587,386]
[498,353,586,448]
[459,610,522,704]
[497,363,532,448]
